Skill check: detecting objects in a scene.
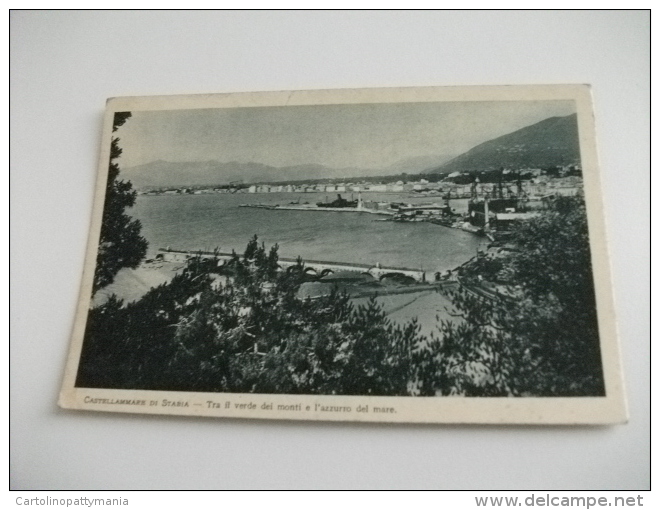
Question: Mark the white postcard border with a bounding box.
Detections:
[59,84,627,425]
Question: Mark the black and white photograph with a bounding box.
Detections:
[59,85,626,423]
[14,11,648,491]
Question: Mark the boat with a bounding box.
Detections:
[317,194,358,208]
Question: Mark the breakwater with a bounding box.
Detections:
[239,203,392,215]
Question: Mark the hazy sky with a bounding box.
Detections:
[116,100,577,170]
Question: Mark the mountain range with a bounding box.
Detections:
[120,113,580,188]
[120,154,455,189]
[427,113,580,175]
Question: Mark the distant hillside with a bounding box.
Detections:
[120,161,353,188]
[120,153,455,189]
[427,114,580,174]
[381,153,457,174]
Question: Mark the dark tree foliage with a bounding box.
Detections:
[93,112,148,293]
[424,196,605,396]
[77,237,423,394]
[77,254,215,389]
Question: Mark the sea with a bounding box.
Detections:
[131,192,486,277]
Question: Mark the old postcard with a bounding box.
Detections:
[59,85,626,424]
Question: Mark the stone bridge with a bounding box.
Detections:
[157,248,426,282]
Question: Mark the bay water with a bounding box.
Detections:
[131,192,485,276]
